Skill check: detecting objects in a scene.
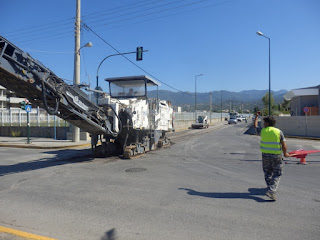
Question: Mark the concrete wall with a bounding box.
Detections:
[274,116,320,138]
[174,118,223,130]
[0,126,69,139]
[0,126,91,140]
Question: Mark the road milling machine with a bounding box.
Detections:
[0,35,174,158]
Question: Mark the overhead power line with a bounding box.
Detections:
[82,0,160,20]
[1,0,159,38]
[84,0,187,25]
[2,18,74,38]
[24,49,74,54]
[11,29,74,45]
[3,0,218,42]
[100,0,231,31]
[3,0,229,45]
[86,0,214,29]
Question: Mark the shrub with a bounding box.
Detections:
[11,130,21,137]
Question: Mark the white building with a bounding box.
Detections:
[284,85,320,116]
[0,85,27,109]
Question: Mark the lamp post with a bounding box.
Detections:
[221,90,223,121]
[209,92,212,123]
[256,31,271,116]
[195,74,203,122]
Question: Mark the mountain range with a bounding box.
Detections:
[148,89,288,112]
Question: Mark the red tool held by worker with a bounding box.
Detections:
[289,149,320,165]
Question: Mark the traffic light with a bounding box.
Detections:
[19,101,26,110]
[136,47,143,61]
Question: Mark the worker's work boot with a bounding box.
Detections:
[266,191,276,201]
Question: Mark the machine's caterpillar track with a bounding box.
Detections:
[122,137,170,159]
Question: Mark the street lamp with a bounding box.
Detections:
[256,31,271,116]
[195,73,204,122]
[77,42,92,54]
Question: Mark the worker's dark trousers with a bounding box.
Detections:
[262,154,283,193]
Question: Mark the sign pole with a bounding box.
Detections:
[303,107,309,137]
[305,111,308,137]
[27,111,30,144]
[54,115,56,140]
[25,104,32,144]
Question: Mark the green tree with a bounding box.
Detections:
[253,106,260,113]
[281,99,290,112]
[262,92,275,114]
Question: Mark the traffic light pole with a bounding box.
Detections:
[96,49,148,104]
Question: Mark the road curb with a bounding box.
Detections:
[0,143,91,149]
[0,226,57,240]
[243,125,320,141]
[285,135,320,141]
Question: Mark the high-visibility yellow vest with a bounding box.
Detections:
[260,126,282,154]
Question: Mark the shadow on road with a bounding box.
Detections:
[179,187,273,203]
[0,149,93,176]
[101,228,117,240]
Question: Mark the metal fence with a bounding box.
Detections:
[0,108,69,127]
[0,109,245,127]
[175,111,231,121]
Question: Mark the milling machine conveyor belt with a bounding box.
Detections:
[0,35,111,135]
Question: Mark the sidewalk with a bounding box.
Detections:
[0,136,91,149]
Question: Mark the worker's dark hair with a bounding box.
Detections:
[263,116,276,126]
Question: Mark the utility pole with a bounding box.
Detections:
[73,0,81,142]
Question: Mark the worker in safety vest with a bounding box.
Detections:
[254,112,290,201]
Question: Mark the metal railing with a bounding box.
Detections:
[174,111,230,121]
[0,108,69,127]
[1,109,242,127]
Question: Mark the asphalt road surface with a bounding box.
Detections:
[1,123,319,240]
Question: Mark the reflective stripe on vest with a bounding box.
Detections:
[260,127,282,154]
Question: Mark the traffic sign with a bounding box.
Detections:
[25,105,32,112]
[303,107,309,113]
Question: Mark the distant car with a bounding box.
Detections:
[237,116,246,122]
[228,118,237,124]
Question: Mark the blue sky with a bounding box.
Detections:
[1,0,319,93]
